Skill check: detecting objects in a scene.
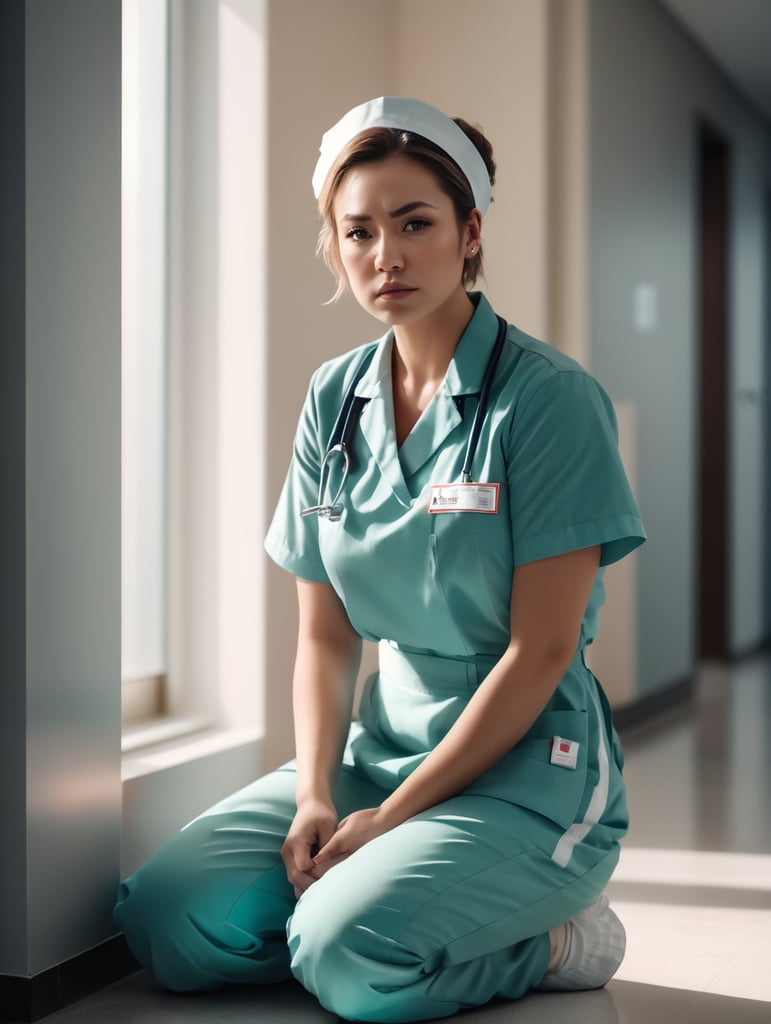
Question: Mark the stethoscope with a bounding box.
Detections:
[300,315,508,522]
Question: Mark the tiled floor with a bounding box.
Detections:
[36,654,771,1023]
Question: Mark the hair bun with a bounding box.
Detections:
[453,118,496,190]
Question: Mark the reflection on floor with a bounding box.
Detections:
[621,657,771,855]
[37,655,771,1023]
[606,653,771,1011]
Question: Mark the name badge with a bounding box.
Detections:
[427,483,500,514]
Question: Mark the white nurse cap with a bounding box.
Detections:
[311,96,492,215]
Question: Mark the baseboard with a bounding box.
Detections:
[0,936,139,1023]
[613,674,695,736]
[614,638,771,737]
[727,635,771,662]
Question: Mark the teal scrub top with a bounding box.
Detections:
[265,292,646,660]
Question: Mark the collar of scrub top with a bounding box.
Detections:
[311,96,492,215]
[352,293,504,487]
[354,292,501,402]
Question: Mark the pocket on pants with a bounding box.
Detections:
[468,709,590,830]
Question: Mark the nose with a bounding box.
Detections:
[375,233,404,272]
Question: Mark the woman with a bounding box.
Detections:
[115,96,646,1022]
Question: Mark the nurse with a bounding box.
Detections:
[115,97,646,1022]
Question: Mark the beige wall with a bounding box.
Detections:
[546,0,590,366]
[395,0,551,338]
[262,0,555,767]
[264,0,396,767]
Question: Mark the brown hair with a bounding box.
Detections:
[317,119,496,301]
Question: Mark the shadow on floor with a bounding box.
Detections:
[29,970,771,1024]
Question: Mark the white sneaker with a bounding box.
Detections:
[538,894,626,991]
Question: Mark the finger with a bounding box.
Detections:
[314,832,345,866]
[283,836,315,874]
[312,842,333,866]
[294,844,316,873]
[291,869,318,898]
[311,852,348,879]
[316,825,336,853]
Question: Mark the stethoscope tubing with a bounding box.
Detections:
[300,315,507,518]
[460,315,507,483]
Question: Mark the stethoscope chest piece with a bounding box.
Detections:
[299,443,350,521]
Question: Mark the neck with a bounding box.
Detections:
[392,289,475,387]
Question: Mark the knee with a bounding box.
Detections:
[287,880,423,1021]
[114,816,294,992]
[114,830,217,992]
[115,889,210,992]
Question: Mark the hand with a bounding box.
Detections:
[313,806,393,869]
[282,797,338,898]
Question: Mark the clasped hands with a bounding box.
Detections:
[281,797,392,899]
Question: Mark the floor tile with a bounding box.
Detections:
[707,959,771,1002]
[613,901,771,963]
[736,918,771,963]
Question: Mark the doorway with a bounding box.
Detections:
[697,121,731,660]
[765,191,771,643]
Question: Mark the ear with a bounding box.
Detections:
[463,209,483,256]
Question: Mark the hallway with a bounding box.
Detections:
[30,655,771,1023]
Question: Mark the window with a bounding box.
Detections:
[122,0,267,750]
[121,0,170,730]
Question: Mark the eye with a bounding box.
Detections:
[404,218,430,233]
[344,226,370,241]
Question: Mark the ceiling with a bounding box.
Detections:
[658,0,771,124]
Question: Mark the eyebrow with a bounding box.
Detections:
[340,201,438,222]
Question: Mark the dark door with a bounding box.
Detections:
[697,121,731,659]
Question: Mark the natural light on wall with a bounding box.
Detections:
[213,0,267,731]
[122,0,267,749]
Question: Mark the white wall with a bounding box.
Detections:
[0,0,122,977]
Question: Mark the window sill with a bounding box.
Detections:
[121,714,211,757]
[122,721,263,780]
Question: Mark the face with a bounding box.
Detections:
[332,155,481,328]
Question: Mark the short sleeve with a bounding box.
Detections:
[264,371,331,583]
[507,370,646,567]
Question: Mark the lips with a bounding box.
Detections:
[376,282,416,298]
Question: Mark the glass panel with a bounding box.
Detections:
[121,0,169,689]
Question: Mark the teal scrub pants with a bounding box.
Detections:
[114,760,623,1022]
